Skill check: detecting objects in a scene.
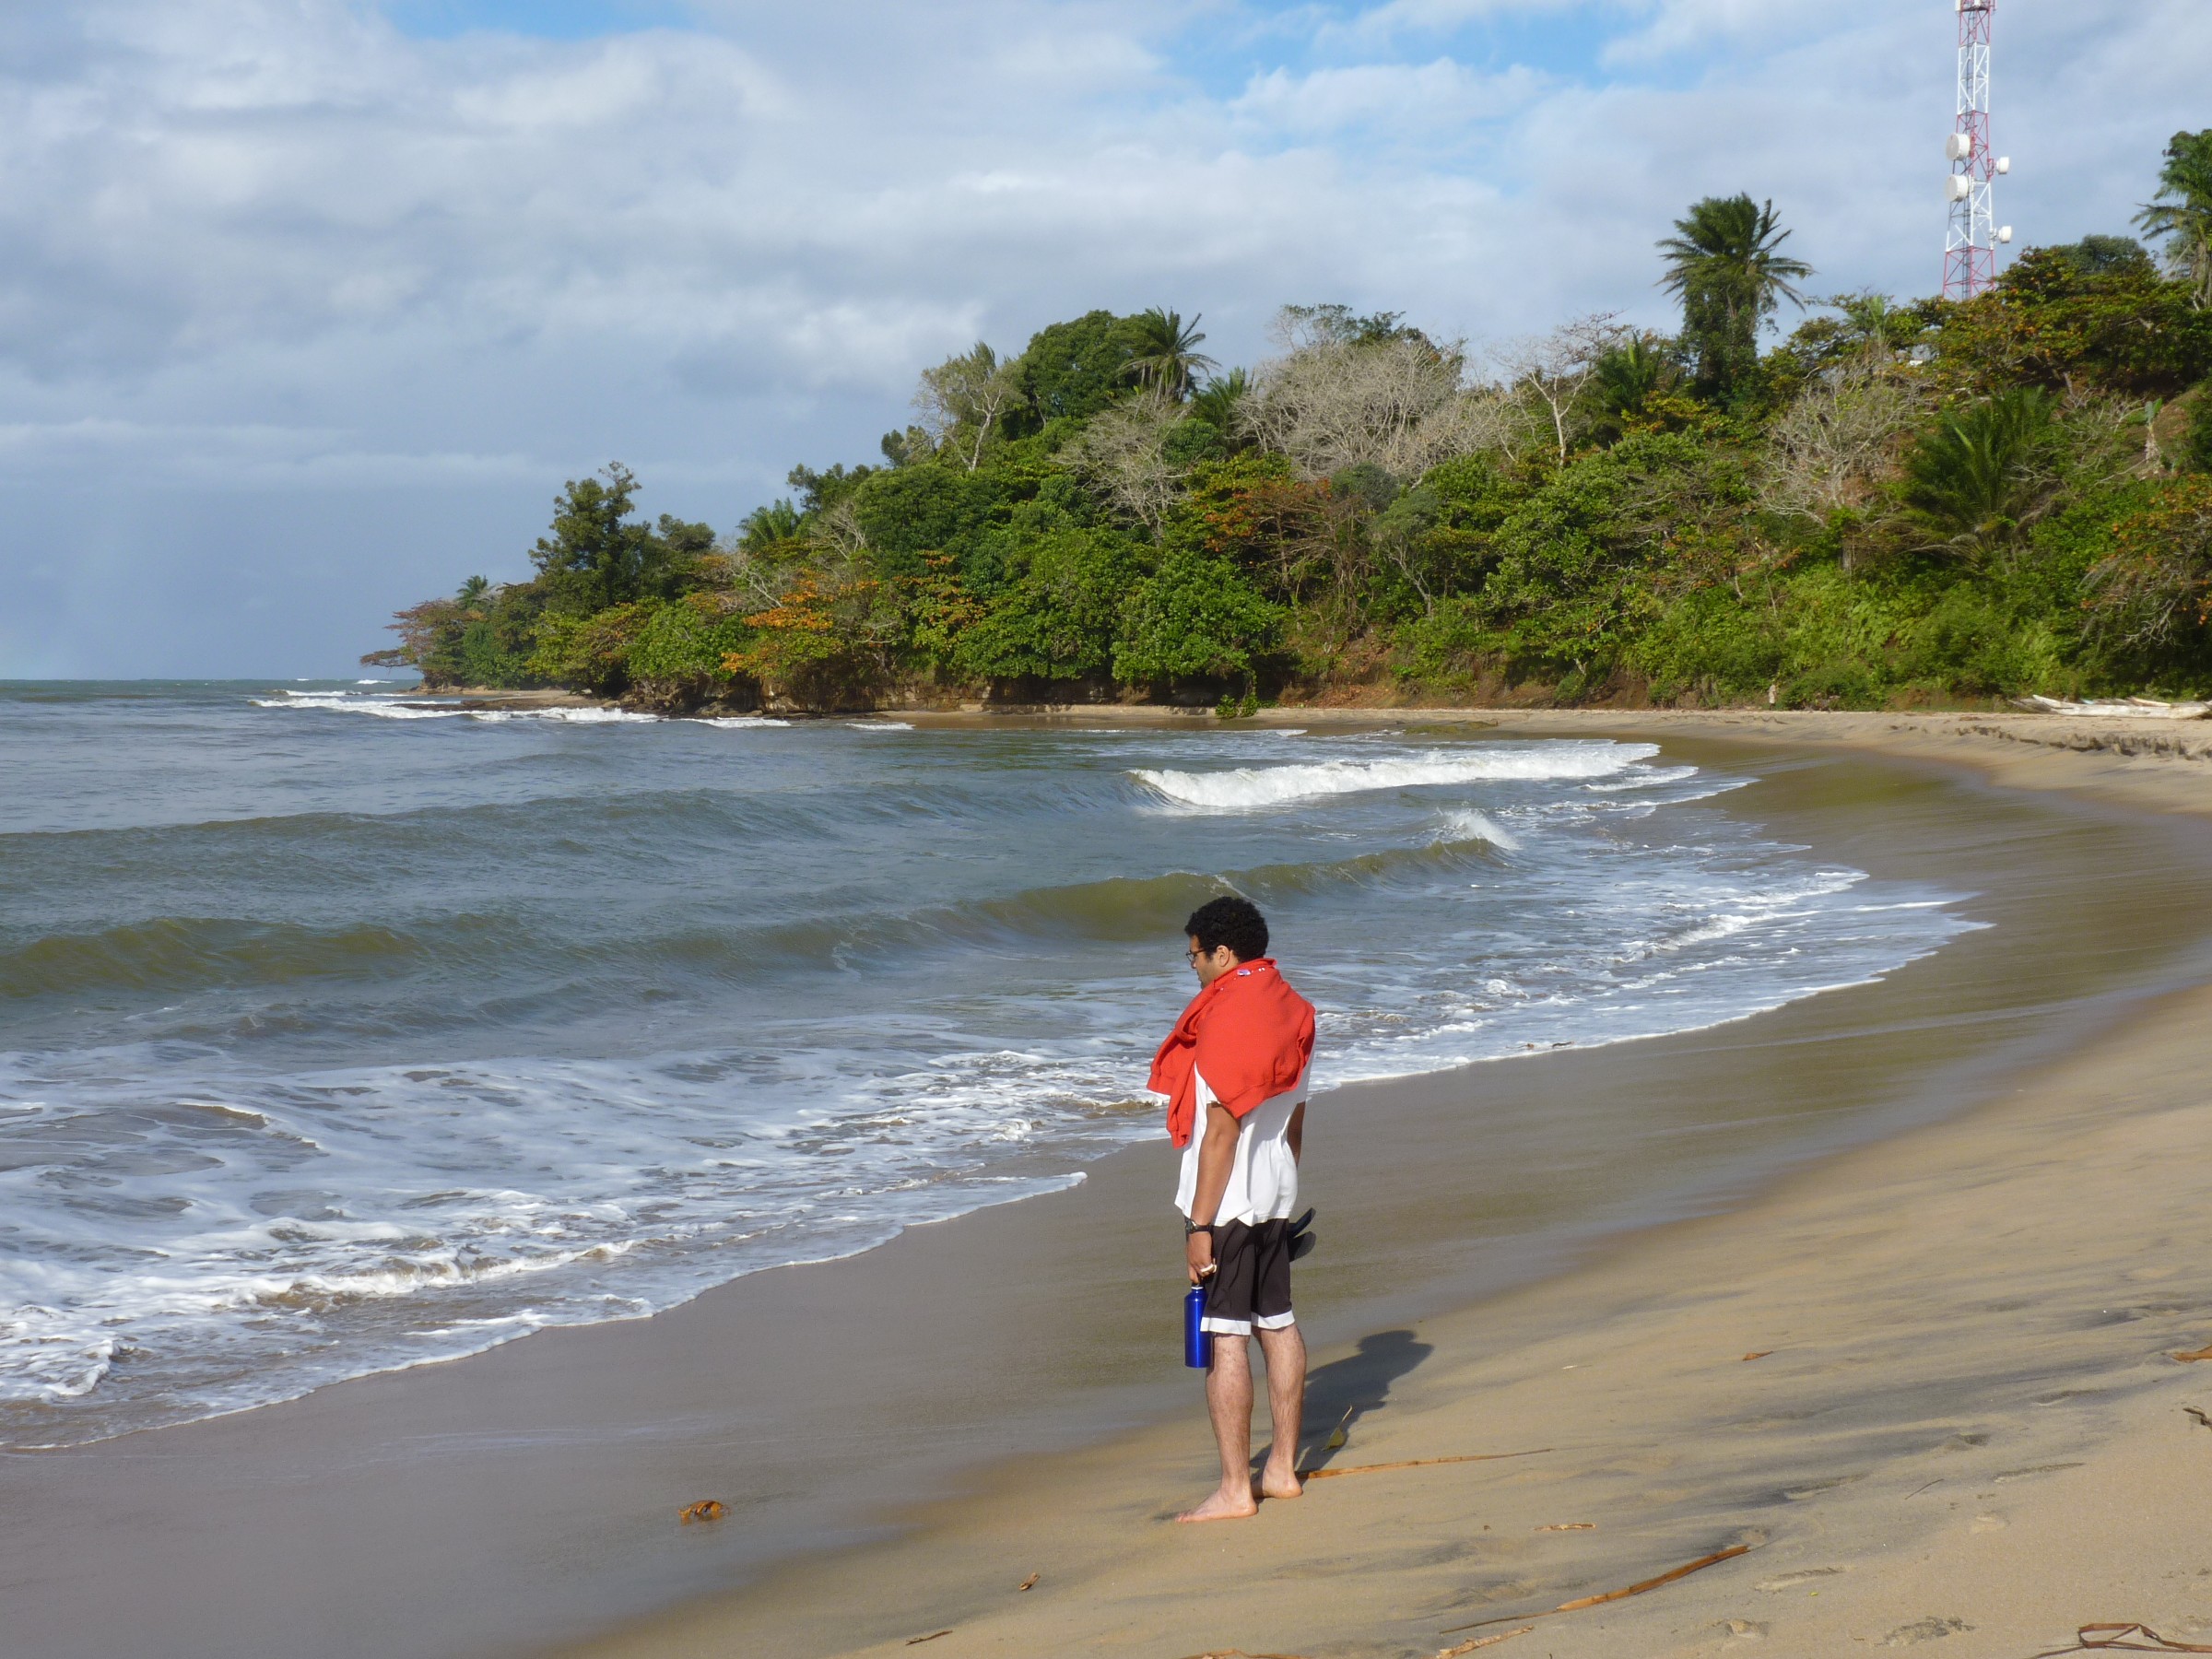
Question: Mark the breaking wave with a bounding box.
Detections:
[1133,743,1659,812]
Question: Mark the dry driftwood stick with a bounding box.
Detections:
[2171,1345,2212,1363]
[1435,1627,1535,1655]
[1438,1545,1754,1634]
[1302,1448,1554,1482]
[905,1632,953,1647]
[2033,1623,2212,1655]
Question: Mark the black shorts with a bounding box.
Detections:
[1201,1217,1296,1336]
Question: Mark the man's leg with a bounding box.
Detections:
[1177,1333,1258,1523]
[1254,1322,1306,1500]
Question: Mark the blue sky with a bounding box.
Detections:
[383,0,693,39]
[0,0,2204,677]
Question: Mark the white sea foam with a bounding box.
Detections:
[1586,764,1700,793]
[697,715,794,728]
[468,706,662,724]
[254,696,465,719]
[1133,743,1660,812]
[1434,808,1519,850]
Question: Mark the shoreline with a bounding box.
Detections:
[566,715,2212,1659]
[5,717,2212,1658]
[618,975,2212,1659]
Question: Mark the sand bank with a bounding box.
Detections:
[4,718,2210,1659]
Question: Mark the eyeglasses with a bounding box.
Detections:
[1185,947,1215,964]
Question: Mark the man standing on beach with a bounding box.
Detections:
[1150,896,1317,1524]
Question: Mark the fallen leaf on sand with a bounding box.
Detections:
[677,1500,726,1524]
[1440,1545,1756,1634]
[1535,1524,1595,1532]
[906,1633,953,1647]
[1436,1627,1535,1655]
[1742,1351,1773,1362]
[2032,1623,2212,1655]
[1017,1573,1040,1592]
[2171,1346,2212,1363]
[1303,1449,1553,1481]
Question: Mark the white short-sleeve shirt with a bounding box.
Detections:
[1172,1063,1310,1227]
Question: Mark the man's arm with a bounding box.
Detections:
[1184,1100,1241,1285]
[1287,1101,1305,1164]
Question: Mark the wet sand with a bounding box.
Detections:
[6,714,2212,1659]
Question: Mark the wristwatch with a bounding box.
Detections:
[1184,1218,1213,1236]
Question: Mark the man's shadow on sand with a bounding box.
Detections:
[1275,1328,1432,1476]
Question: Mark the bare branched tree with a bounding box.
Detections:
[815,499,870,561]
[912,343,1024,473]
[1495,312,1634,463]
[1057,391,1187,531]
[1243,328,1506,479]
[1761,357,1928,519]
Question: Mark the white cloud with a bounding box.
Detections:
[1231,58,1547,137]
[0,0,2205,674]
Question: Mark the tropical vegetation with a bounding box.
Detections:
[371,140,2212,713]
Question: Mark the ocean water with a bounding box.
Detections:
[0,682,1972,1448]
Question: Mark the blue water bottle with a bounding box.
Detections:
[1183,1283,1212,1369]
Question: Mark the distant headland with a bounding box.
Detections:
[370,143,2212,718]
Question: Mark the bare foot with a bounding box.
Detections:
[1175,1486,1260,1524]
[1258,1467,1303,1501]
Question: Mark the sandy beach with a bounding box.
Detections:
[6,710,2212,1659]
[600,975,2212,1659]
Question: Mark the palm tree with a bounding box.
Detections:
[1657,195,1813,398]
[738,499,805,554]
[1902,388,2060,560]
[1592,336,1678,426]
[1188,367,1250,433]
[2136,129,2212,309]
[1829,291,1924,355]
[1124,307,1218,400]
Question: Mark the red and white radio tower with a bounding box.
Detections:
[1943,0,2012,300]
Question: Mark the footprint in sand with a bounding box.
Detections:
[1881,1617,1971,1646]
[1755,1568,1844,1593]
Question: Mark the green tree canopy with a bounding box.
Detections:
[1113,550,1283,688]
[952,526,1142,683]
[1013,310,1147,425]
[1936,244,2212,396]
[529,465,706,615]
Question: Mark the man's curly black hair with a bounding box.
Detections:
[1184,895,1269,962]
